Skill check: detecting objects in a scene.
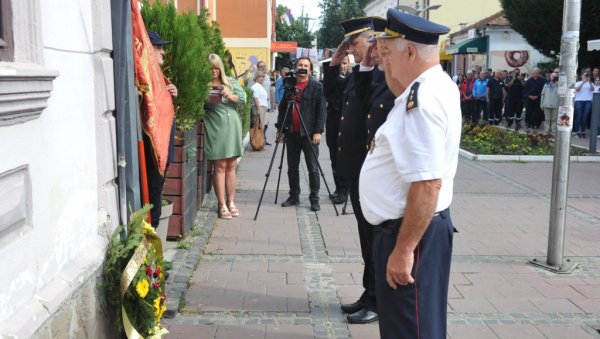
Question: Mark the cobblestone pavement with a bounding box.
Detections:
[163,113,600,338]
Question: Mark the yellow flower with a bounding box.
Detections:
[136,278,150,298]
[142,220,156,235]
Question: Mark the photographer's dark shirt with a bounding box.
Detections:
[505,76,524,98]
[291,80,308,133]
[487,77,504,100]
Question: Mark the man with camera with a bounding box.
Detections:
[504,68,525,130]
[276,57,326,212]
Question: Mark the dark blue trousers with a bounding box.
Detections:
[373,210,454,339]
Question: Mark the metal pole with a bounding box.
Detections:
[531,0,580,274]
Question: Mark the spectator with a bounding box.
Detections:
[573,70,594,138]
[460,70,475,123]
[540,70,559,134]
[473,70,488,124]
[524,68,546,129]
[486,68,505,125]
[205,53,246,219]
[504,68,525,130]
[275,67,290,106]
[251,72,271,145]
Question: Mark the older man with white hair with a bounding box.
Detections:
[359,9,461,339]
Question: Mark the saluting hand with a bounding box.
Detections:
[330,41,349,67]
[386,248,415,289]
[362,44,376,68]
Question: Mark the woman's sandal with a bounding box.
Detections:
[218,204,232,219]
[227,201,240,217]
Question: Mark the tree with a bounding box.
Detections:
[501,0,600,69]
[276,5,314,48]
[317,0,371,49]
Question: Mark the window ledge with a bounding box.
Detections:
[0,62,59,126]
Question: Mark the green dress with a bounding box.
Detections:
[204,79,246,160]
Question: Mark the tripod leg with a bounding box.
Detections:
[294,102,339,216]
[254,140,282,220]
[254,101,294,220]
[274,139,286,204]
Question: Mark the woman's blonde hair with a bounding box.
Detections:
[209,53,232,91]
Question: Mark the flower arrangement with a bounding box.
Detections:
[461,123,588,156]
[102,206,168,338]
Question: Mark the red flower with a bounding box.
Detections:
[155,267,161,277]
[153,281,160,289]
[146,266,153,277]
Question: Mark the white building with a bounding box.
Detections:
[0,0,117,337]
[447,11,553,75]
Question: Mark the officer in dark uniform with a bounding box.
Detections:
[324,55,350,204]
[360,10,460,339]
[355,17,396,152]
[323,17,379,324]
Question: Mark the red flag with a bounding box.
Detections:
[131,0,174,176]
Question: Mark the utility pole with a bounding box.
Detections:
[530,0,580,274]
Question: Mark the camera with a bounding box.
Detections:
[283,69,308,91]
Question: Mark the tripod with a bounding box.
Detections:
[254,88,339,220]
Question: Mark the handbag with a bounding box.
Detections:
[250,113,265,151]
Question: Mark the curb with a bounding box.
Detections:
[459,148,600,162]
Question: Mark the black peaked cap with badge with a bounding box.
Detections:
[340,17,374,43]
[377,8,449,45]
[368,17,387,43]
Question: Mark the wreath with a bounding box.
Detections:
[102,206,168,338]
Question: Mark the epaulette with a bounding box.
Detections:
[406,82,419,112]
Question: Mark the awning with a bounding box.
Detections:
[447,37,488,55]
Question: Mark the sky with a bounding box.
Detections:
[276,0,322,32]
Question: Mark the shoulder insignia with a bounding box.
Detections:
[406,82,420,112]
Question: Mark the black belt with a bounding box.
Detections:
[376,208,449,235]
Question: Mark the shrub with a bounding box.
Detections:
[142,1,211,130]
[461,125,588,155]
[240,86,252,137]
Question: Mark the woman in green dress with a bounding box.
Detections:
[206,53,246,219]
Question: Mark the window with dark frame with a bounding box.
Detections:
[0,0,14,61]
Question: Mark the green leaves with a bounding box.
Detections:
[276,5,314,48]
[141,1,229,131]
[317,0,369,49]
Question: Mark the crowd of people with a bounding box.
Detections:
[456,65,600,137]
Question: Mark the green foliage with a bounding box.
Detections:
[317,0,370,49]
[240,86,253,137]
[276,5,315,48]
[461,124,588,155]
[102,206,167,337]
[197,9,231,75]
[142,1,230,131]
[500,0,600,68]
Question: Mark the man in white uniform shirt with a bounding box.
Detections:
[359,9,461,339]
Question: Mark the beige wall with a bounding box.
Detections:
[217,0,268,38]
[428,0,502,35]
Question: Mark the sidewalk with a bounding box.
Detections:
[163,113,600,338]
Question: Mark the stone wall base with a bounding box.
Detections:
[30,267,112,339]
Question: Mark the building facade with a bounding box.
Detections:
[206,0,275,78]
[447,11,552,75]
[0,0,117,337]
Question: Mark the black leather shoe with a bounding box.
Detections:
[332,194,347,204]
[347,308,379,324]
[281,197,300,207]
[310,201,320,211]
[265,141,272,146]
[341,300,365,314]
